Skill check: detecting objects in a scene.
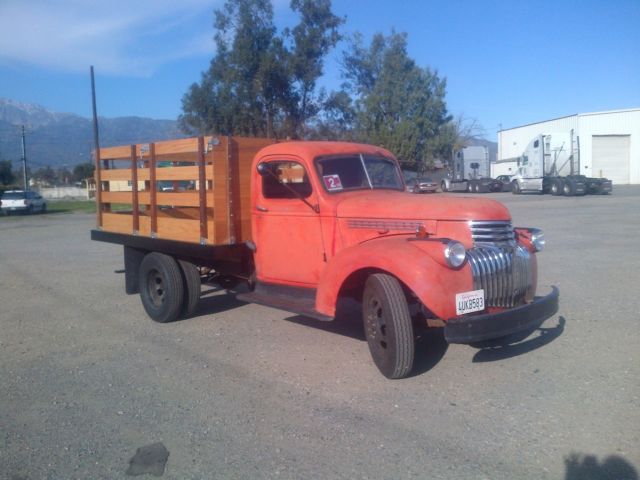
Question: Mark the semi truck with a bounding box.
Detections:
[91,136,558,379]
[441,145,502,193]
[510,131,612,195]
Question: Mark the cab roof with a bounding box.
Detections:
[255,141,397,162]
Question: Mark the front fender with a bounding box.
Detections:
[316,237,474,319]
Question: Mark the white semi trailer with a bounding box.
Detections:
[511,131,612,195]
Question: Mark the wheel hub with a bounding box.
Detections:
[365,296,387,350]
[147,269,165,306]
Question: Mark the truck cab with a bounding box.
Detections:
[441,145,500,193]
[511,132,611,195]
[243,142,558,377]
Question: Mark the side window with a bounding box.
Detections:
[262,161,312,199]
[522,155,529,166]
[533,140,539,148]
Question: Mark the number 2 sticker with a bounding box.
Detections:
[323,174,343,191]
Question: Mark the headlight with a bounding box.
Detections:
[444,241,466,268]
[530,228,545,252]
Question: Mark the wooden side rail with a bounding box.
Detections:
[94,135,277,245]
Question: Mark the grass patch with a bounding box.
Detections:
[47,200,97,214]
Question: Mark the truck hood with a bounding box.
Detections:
[335,190,510,222]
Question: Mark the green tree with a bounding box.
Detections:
[179,0,342,139]
[286,0,343,137]
[180,0,285,137]
[56,167,72,185]
[309,90,356,140]
[33,166,56,186]
[0,160,15,186]
[342,32,451,171]
[73,163,96,184]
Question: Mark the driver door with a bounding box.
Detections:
[253,160,325,286]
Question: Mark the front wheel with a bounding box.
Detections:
[139,252,185,323]
[511,181,520,194]
[363,274,415,379]
[440,181,448,192]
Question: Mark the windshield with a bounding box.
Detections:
[316,154,404,192]
[3,192,26,199]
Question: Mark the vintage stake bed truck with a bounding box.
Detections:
[92,136,559,378]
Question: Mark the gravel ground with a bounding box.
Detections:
[1,187,639,480]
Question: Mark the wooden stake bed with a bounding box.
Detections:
[95,135,276,246]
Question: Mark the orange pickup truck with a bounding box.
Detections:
[92,136,558,378]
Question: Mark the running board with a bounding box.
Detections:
[236,282,333,322]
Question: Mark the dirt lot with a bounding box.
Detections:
[1,187,639,479]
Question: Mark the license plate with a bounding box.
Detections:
[456,289,485,315]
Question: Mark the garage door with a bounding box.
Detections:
[592,135,630,184]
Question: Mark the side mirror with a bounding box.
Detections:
[256,162,271,177]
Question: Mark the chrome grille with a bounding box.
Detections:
[469,220,516,247]
[466,244,533,308]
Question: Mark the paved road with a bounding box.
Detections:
[1,188,639,479]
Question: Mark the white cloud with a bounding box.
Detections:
[0,0,219,76]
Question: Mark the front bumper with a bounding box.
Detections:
[444,287,559,343]
[1,206,28,212]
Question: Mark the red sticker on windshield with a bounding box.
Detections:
[323,174,343,191]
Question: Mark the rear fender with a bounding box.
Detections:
[316,237,473,319]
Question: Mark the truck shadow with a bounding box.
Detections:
[470,316,565,363]
[564,452,637,480]
[284,297,366,341]
[189,287,248,319]
[285,298,449,377]
[410,325,449,377]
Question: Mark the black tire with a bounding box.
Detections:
[550,180,563,196]
[467,182,473,193]
[440,181,448,192]
[139,252,185,323]
[362,273,414,379]
[563,180,575,196]
[511,181,520,195]
[41,203,47,213]
[178,259,201,317]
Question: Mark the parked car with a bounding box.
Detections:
[413,177,439,193]
[1,190,47,215]
[495,175,514,192]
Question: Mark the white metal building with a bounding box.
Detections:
[494,108,640,184]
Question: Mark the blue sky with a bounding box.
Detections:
[1,0,638,140]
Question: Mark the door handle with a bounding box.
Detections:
[256,205,269,212]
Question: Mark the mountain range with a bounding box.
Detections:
[0,98,497,169]
[0,98,184,169]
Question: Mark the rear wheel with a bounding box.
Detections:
[551,180,563,196]
[440,181,448,192]
[178,259,201,317]
[511,181,520,194]
[467,182,473,193]
[563,180,575,196]
[139,253,184,323]
[363,274,414,379]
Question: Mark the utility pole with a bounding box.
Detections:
[20,125,28,190]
